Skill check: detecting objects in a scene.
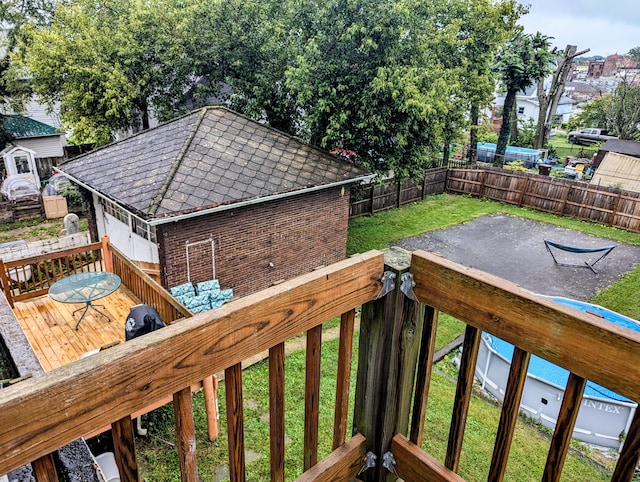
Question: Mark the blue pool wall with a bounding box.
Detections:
[474,296,638,449]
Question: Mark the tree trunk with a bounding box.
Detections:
[495,88,516,166]
[533,45,586,149]
[534,81,550,149]
[510,110,518,144]
[141,106,150,131]
[469,103,479,163]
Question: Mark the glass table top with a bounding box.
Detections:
[49,272,122,304]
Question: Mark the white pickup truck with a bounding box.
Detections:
[567,128,617,145]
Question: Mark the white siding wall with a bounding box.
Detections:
[16,136,66,158]
[93,193,159,264]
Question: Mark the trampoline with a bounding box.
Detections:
[473,296,638,449]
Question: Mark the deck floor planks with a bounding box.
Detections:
[12,287,138,372]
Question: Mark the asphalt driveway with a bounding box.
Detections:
[391,214,640,301]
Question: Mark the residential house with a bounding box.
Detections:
[1,115,67,182]
[57,106,373,297]
[587,60,605,78]
[489,89,576,128]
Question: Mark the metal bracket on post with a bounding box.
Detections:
[382,451,397,475]
[358,451,377,475]
[400,272,416,300]
[376,271,396,299]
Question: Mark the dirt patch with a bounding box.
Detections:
[0,218,68,244]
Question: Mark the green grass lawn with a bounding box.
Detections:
[137,193,638,480]
[547,135,600,161]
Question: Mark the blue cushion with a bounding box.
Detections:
[196,279,220,295]
[170,282,195,297]
[200,288,221,301]
[182,294,210,311]
[175,294,190,306]
[190,304,211,314]
[211,300,225,309]
[220,288,233,300]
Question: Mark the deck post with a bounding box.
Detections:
[101,235,113,273]
[353,247,425,481]
[0,258,15,307]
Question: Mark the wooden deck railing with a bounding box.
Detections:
[108,243,191,322]
[0,241,104,307]
[0,235,191,323]
[0,251,383,481]
[1,249,640,481]
[388,251,640,482]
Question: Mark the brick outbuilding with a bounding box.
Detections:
[58,106,372,297]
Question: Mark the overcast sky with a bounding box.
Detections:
[517,1,640,58]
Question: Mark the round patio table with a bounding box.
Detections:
[49,272,121,330]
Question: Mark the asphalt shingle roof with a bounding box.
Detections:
[60,106,371,220]
[600,139,640,159]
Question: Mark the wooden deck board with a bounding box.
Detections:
[12,287,139,372]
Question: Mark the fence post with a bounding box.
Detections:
[370,185,376,215]
[353,247,425,481]
[101,235,113,273]
[608,191,621,226]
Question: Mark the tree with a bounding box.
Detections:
[437,0,522,163]
[533,45,589,149]
[285,0,459,179]
[605,82,640,140]
[627,46,640,65]
[1,0,56,149]
[572,83,640,141]
[12,0,199,146]
[189,0,304,136]
[493,32,555,166]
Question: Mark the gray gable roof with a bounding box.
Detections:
[59,106,371,221]
[600,139,640,159]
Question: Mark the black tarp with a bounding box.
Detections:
[125,304,165,340]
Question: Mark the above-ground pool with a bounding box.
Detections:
[474,296,638,449]
[476,142,547,168]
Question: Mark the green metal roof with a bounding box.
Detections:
[2,114,57,138]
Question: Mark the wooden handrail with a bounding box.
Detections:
[0,242,104,306]
[410,250,640,401]
[408,250,640,481]
[107,243,191,321]
[1,242,103,270]
[0,250,384,475]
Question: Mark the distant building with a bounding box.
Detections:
[603,53,637,76]
[587,54,637,79]
[587,60,605,79]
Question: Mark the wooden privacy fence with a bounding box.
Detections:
[447,166,640,232]
[349,168,448,218]
[2,249,640,480]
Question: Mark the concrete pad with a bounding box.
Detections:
[392,214,640,302]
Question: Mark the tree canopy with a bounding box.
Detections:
[12,0,199,145]
[9,0,523,176]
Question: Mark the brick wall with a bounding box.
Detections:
[157,186,351,297]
